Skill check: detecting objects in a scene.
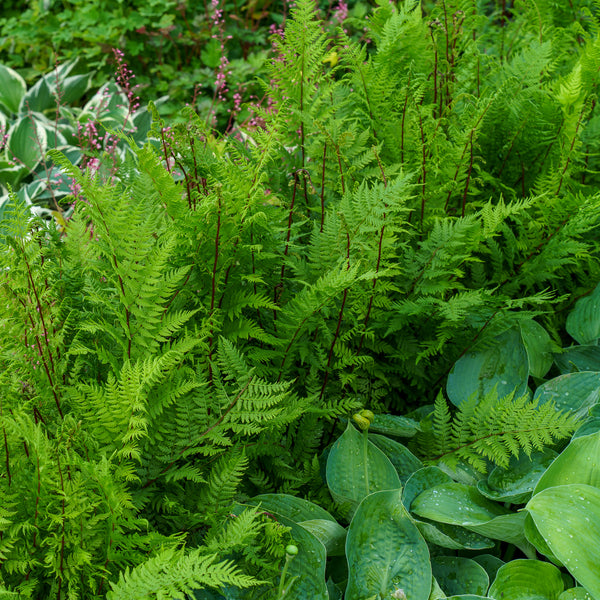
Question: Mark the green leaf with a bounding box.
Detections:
[559,589,594,600]
[6,116,47,171]
[471,554,505,583]
[247,493,337,523]
[411,483,508,525]
[202,37,223,68]
[566,283,600,345]
[345,489,431,600]
[369,434,423,484]
[523,512,562,566]
[533,431,600,494]
[477,450,558,503]
[58,73,92,105]
[446,328,529,407]
[298,519,346,556]
[520,319,556,378]
[526,484,600,600]
[411,482,533,552]
[273,513,329,600]
[20,75,54,113]
[488,559,564,600]
[533,372,600,420]
[555,346,600,374]
[326,421,400,519]
[369,414,421,437]
[402,467,454,511]
[0,64,26,114]
[415,518,494,551]
[431,556,489,597]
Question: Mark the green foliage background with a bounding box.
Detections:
[1,0,600,598]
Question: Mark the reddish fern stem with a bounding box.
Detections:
[319,230,351,402]
[320,143,327,232]
[273,172,299,328]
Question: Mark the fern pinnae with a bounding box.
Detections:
[420,388,580,472]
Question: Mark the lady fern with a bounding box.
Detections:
[416,390,580,473]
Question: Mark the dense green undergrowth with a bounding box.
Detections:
[2,0,600,598]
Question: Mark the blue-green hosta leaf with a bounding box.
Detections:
[0,64,26,114]
[447,328,529,407]
[6,116,47,171]
[272,513,329,600]
[345,489,431,600]
[477,450,558,503]
[432,556,489,597]
[326,421,400,519]
[523,512,562,566]
[402,467,494,549]
[566,283,600,345]
[298,519,346,556]
[472,554,505,583]
[555,346,600,374]
[369,414,421,437]
[369,434,423,484]
[402,466,453,511]
[520,319,556,378]
[534,431,600,494]
[247,493,337,523]
[526,484,600,600]
[488,559,563,600]
[411,483,533,553]
[534,372,600,420]
[559,588,594,600]
[411,483,509,525]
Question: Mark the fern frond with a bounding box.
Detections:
[418,389,580,472]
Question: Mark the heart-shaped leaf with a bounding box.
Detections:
[432,556,489,597]
[488,559,563,600]
[447,328,529,407]
[345,489,431,600]
[566,283,600,345]
[326,421,400,519]
[526,484,600,600]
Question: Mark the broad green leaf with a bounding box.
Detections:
[534,372,600,420]
[402,467,492,549]
[326,421,400,518]
[488,559,563,600]
[247,493,337,523]
[566,282,600,345]
[520,319,555,378]
[573,418,600,439]
[402,466,453,510]
[271,513,329,600]
[370,414,421,437]
[555,346,600,374]
[446,328,529,407]
[430,578,446,600]
[345,489,431,600]
[559,589,594,600]
[411,483,508,525]
[411,483,533,552]
[527,484,600,600]
[415,518,494,550]
[59,73,92,105]
[534,431,600,494]
[6,116,47,171]
[0,64,26,114]
[523,512,562,566]
[369,434,423,483]
[20,75,54,113]
[432,556,489,597]
[472,554,505,583]
[298,519,346,556]
[477,450,558,503]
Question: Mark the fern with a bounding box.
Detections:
[416,389,580,473]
